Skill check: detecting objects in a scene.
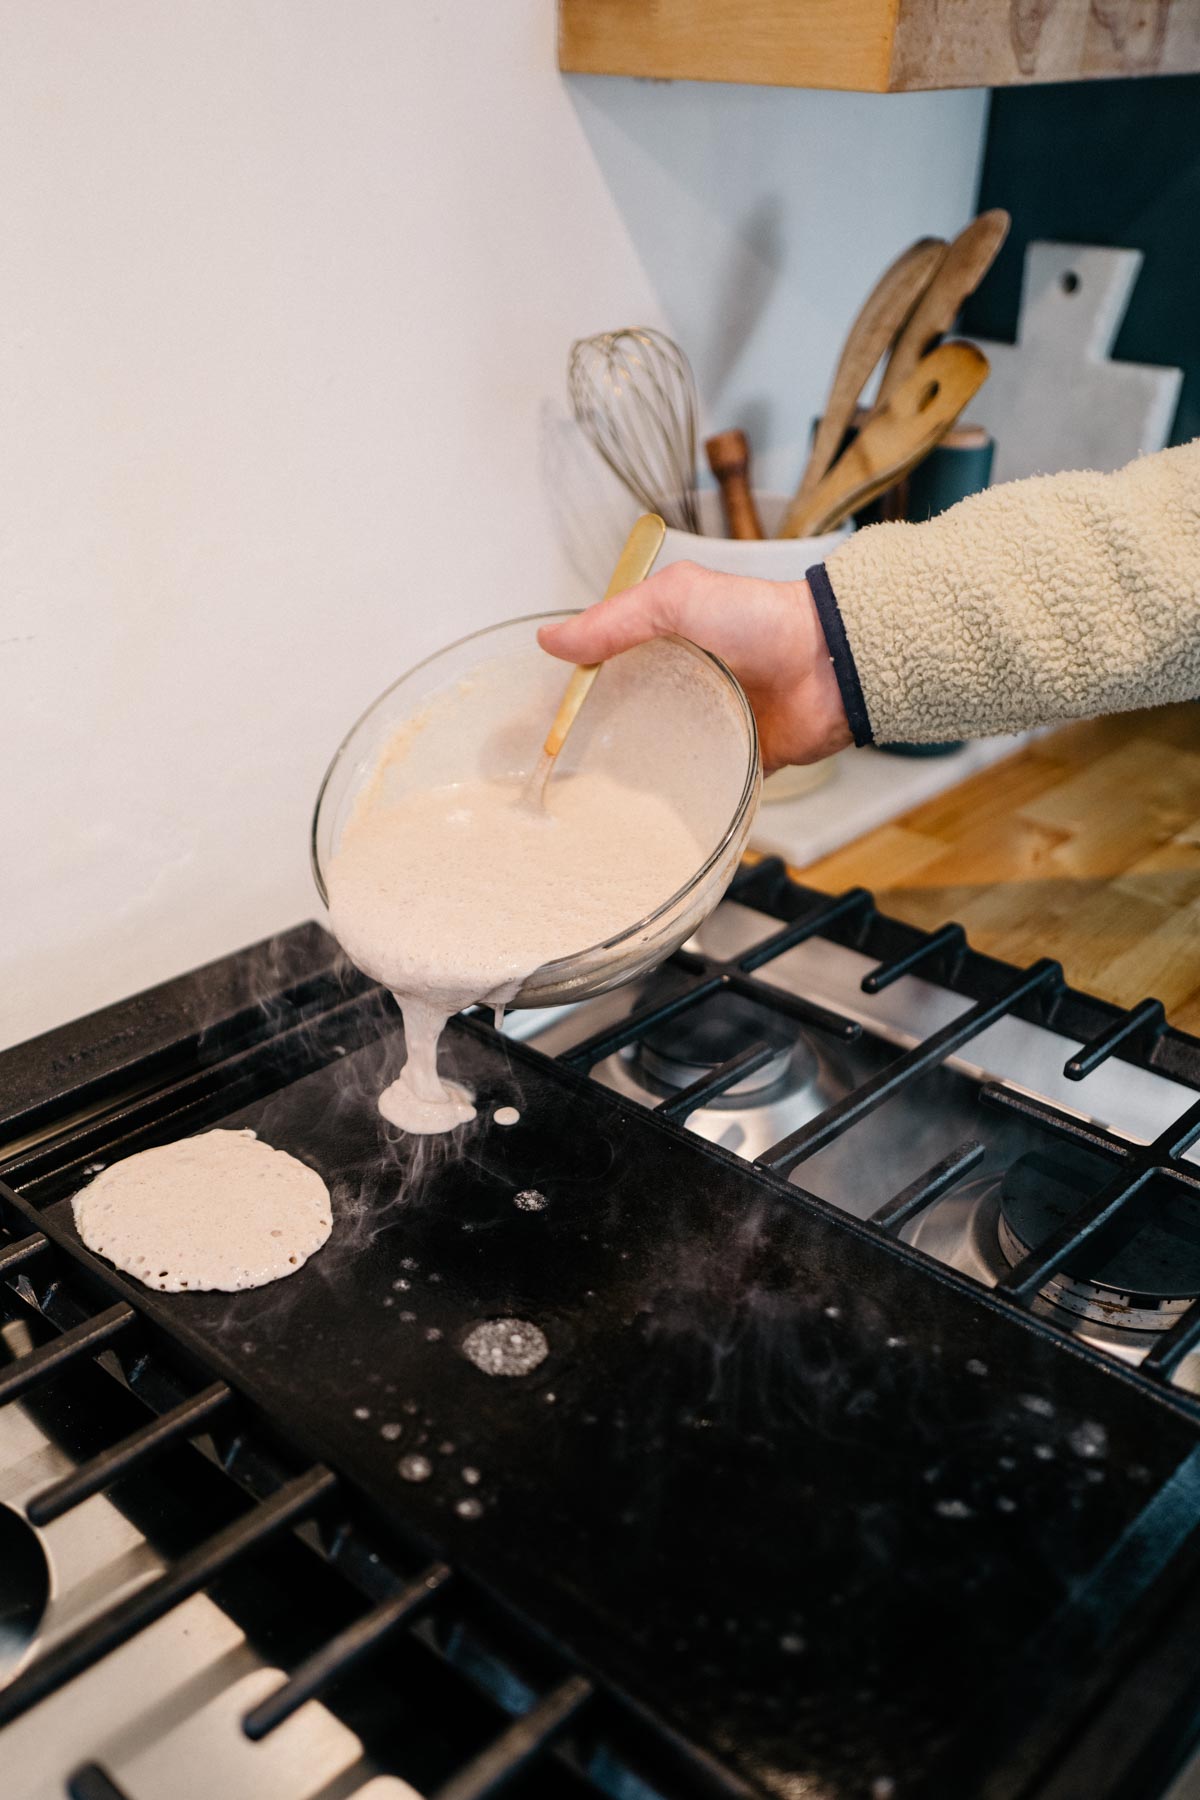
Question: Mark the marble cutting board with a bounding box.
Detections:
[976,240,1182,485]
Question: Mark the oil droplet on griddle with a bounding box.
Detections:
[399,1454,432,1482]
[456,1497,483,1520]
[380,1422,402,1441]
[1068,1420,1108,1459]
[461,1319,548,1377]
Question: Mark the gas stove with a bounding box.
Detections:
[5,861,1200,1800]
[512,893,1200,1386]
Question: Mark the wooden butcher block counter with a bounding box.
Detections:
[797,703,1200,1034]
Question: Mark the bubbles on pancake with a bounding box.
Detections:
[72,1130,331,1294]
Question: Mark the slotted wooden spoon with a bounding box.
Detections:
[785,235,948,522]
[876,210,1010,406]
[778,342,990,539]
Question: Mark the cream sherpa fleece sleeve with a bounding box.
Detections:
[808,438,1200,746]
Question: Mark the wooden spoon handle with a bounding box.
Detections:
[705,428,765,540]
[877,210,1010,407]
[789,236,948,516]
[779,342,990,539]
[541,512,667,758]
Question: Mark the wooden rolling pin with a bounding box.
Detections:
[705,429,765,540]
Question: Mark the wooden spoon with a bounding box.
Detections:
[785,236,948,522]
[523,511,667,809]
[706,428,765,540]
[778,342,990,539]
[876,210,1010,406]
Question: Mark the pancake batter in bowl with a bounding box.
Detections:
[326,768,705,1134]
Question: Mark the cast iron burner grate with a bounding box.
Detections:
[998,1146,1200,1332]
[5,864,1200,1800]
[634,983,804,1103]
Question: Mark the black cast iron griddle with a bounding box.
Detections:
[50,1015,1200,1800]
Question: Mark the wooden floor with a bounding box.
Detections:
[798,704,1200,1034]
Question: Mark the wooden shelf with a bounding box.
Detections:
[558,0,1200,93]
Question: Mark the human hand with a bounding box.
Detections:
[537,563,851,772]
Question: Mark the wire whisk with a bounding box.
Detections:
[568,327,701,535]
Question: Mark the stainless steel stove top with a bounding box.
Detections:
[0,1360,400,1800]
[510,899,1200,1388]
[8,878,1200,1800]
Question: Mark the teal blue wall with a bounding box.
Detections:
[964,75,1200,447]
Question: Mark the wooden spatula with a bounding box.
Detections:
[778,342,990,539]
[523,511,667,810]
[787,236,948,520]
[876,210,1010,407]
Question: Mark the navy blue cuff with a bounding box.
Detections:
[806,562,873,747]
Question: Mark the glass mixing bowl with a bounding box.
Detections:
[311,613,761,1009]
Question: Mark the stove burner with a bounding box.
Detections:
[999,1148,1200,1332]
[635,989,812,1105]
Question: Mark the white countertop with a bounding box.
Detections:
[749,733,1031,868]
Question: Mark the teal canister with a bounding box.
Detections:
[904,423,995,524]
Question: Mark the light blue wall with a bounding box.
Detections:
[568,75,990,497]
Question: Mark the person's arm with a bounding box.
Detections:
[813,436,1200,746]
[539,439,1200,763]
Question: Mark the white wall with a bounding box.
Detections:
[0,2,988,1049]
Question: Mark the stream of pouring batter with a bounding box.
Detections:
[326,771,704,1133]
